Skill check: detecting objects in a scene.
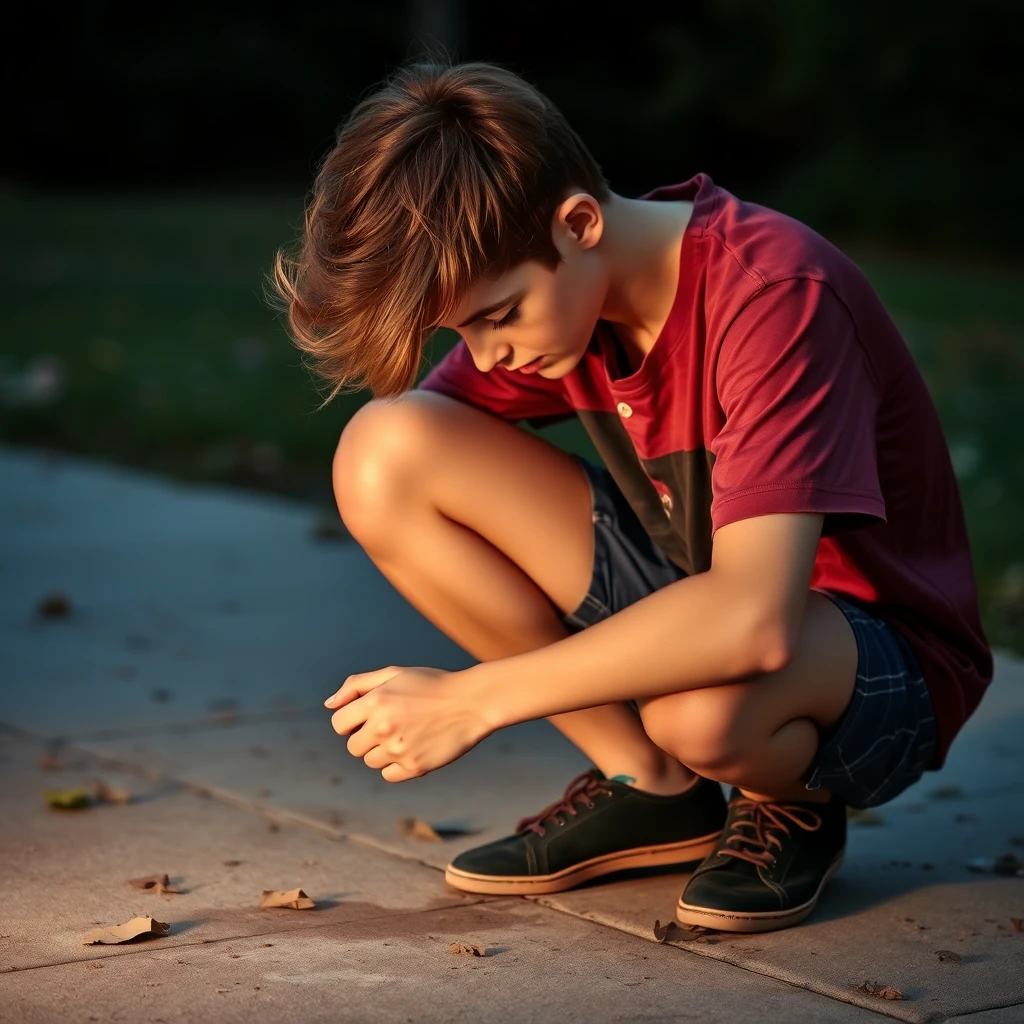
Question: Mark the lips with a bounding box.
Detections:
[516,356,546,374]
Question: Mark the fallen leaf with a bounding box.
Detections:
[399,818,442,841]
[299,859,317,866]
[993,854,1024,877]
[857,981,903,1000]
[929,784,964,800]
[85,963,103,969]
[43,787,91,809]
[260,943,273,947]
[93,779,131,805]
[37,592,71,619]
[223,860,242,867]
[652,920,713,943]
[127,874,181,895]
[1010,918,1022,933]
[310,514,348,541]
[935,949,963,963]
[81,916,170,945]
[260,888,315,910]
[846,808,885,826]
[448,943,485,956]
[38,752,63,771]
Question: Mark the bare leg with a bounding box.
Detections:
[333,391,696,795]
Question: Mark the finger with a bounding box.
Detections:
[361,745,392,770]
[331,699,370,738]
[382,762,422,783]
[324,666,402,708]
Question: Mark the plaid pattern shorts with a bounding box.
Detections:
[562,455,938,811]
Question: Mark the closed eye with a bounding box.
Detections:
[490,304,521,330]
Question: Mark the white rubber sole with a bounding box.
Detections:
[444,831,723,896]
[675,851,845,933]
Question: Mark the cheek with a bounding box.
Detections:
[553,262,603,345]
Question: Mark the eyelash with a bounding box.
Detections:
[490,304,521,330]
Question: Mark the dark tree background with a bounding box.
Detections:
[7,0,1023,257]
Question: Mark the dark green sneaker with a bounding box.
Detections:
[676,788,846,932]
[444,768,727,895]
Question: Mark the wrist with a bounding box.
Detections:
[456,661,514,734]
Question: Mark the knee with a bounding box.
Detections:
[638,688,754,775]
[332,395,434,539]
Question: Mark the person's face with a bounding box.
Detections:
[439,194,607,378]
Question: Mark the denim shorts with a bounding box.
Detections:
[561,455,938,810]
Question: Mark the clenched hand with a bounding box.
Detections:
[325,666,493,782]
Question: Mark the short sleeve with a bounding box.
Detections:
[710,278,886,536]
[417,338,576,429]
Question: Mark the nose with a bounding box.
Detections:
[465,339,513,374]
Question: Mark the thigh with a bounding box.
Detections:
[805,592,938,809]
[333,391,596,618]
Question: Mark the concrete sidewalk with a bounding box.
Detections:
[2,444,1022,1023]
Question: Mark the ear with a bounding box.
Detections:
[552,193,603,254]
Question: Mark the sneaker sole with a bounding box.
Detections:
[674,851,845,933]
[444,831,723,896]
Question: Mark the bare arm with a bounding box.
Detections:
[464,512,825,730]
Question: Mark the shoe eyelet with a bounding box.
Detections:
[555,818,565,826]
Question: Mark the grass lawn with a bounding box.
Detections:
[1,192,1022,653]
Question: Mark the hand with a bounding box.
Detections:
[324,665,493,783]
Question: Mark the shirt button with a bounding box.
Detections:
[616,402,633,418]
[661,493,673,516]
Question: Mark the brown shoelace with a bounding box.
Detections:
[515,769,614,836]
[718,798,824,869]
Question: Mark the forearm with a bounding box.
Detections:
[463,570,786,730]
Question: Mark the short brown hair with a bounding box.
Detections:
[266,61,610,404]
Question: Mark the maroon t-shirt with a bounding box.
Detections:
[418,172,992,769]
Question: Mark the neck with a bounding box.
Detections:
[598,193,692,357]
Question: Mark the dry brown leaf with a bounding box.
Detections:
[86,963,103,969]
[127,873,181,895]
[398,817,442,841]
[299,859,317,866]
[653,919,712,944]
[448,942,485,956]
[81,916,170,945]
[37,592,71,619]
[935,949,963,963]
[223,859,242,867]
[1010,917,1022,933]
[994,854,1024,877]
[857,981,904,1000]
[260,888,315,910]
[93,779,131,805]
